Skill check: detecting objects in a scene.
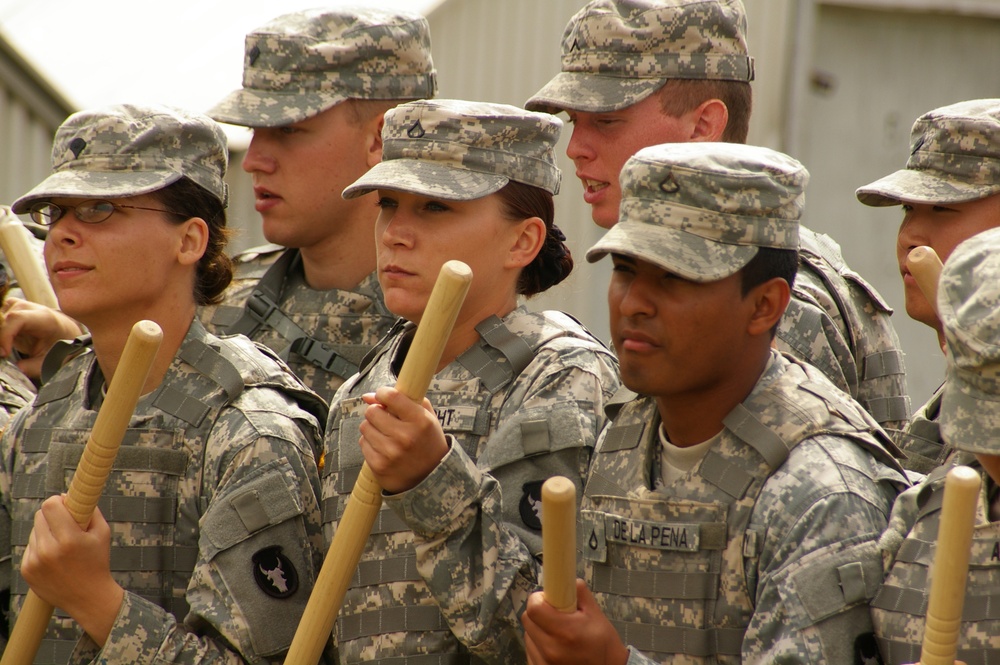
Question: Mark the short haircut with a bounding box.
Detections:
[657,78,753,143]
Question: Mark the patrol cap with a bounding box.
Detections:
[586,142,805,282]
[525,0,754,115]
[343,99,562,201]
[209,7,437,127]
[856,99,1000,207]
[12,103,228,214]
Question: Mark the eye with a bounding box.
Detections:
[424,200,451,213]
[375,197,398,209]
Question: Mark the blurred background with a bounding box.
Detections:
[0,0,998,407]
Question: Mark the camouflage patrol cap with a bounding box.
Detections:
[343,99,562,200]
[857,99,1000,207]
[939,227,1000,454]
[12,103,228,214]
[209,7,437,127]
[586,142,805,282]
[525,0,754,115]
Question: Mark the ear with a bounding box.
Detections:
[176,217,209,267]
[746,276,790,337]
[365,115,386,168]
[689,98,729,142]
[505,216,546,270]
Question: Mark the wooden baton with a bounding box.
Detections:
[0,207,58,309]
[285,260,473,665]
[919,465,981,665]
[0,319,162,665]
[907,245,944,318]
[542,476,577,613]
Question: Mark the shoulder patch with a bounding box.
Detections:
[252,546,299,599]
[520,480,545,530]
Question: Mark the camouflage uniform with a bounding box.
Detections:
[200,8,438,402]
[579,144,906,663]
[873,228,1000,663]
[0,320,327,664]
[857,99,1000,474]
[0,359,33,426]
[525,0,910,434]
[326,100,622,664]
[1,104,329,664]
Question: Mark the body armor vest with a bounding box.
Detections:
[7,322,324,664]
[873,453,1000,664]
[581,355,897,662]
[325,309,611,665]
[205,246,398,402]
[893,386,945,475]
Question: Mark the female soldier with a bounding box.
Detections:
[323,99,621,664]
[0,103,326,664]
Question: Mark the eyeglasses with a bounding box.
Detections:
[27,200,183,226]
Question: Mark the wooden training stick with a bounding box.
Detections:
[908,245,944,317]
[919,465,981,665]
[0,207,58,309]
[542,476,577,613]
[0,320,162,665]
[285,260,473,665]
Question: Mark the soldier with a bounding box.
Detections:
[873,227,1000,663]
[857,99,1000,474]
[201,7,437,403]
[0,103,327,664]
[525,0,911,436]
[516,143,908,663]
[323,99,621,663]
[0,264,36,424]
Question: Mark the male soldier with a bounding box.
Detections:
[856,99,1000,474]
[518,142,907,664]
[525,0,911,435]
[872,227,1000,662]
[201,7,437,403]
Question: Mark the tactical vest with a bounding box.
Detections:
[0,359,34,421]
[204,246,398,402]
[7,324,325,664]
[325,309,613,665]
[872,453,1000,664]
[581,355,899,662]
[792,228,910,428]
[893,386,946,475]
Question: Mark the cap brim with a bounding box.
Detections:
[940,371,1000,454]
[856,168,1000,207]
[525,72,663,114]
[12,170,181,214]
[586,218,758,282]
[343,159,509,201]
[208,88,347,128]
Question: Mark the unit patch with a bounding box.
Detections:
[520,480,545,530]
[252,546,299,599]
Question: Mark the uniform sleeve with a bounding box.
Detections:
[0,407,28,651]
[740,435,904,663]
[74,401,325,665]
[385,345,620,664]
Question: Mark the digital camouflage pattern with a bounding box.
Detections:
[199,245,398,403]
[343,99,563,201]
[585,352,905,664]
[525,0,754,114]
[939,226,1000,455]
[0,359,32,427]
[891,386,946,474]
[587,142,805,281]
[0,321,327,664]
[209,7,437,127]
[12,104,228,213]
[873,451,1000,663]
[323,308,620,663]
[857,99,1000,207]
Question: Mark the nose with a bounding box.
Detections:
[615,275,655,319]
[376,206,413,249]
[896,209,929,255]
[242,133,275,174]
[565,123,594,164]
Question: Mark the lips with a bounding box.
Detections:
[253,185,281,212]
[50,260,92,279]
[618,327,659,353]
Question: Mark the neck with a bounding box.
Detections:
[87,304,195,396]
[298,202,378,291]
[655,348,771,448]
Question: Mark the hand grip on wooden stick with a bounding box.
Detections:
[285,260,473,665]
[908,246,944,318]
[1,319,162,665]
[542,476,577,613]
[0,207,58,309]
[919,465,981,665]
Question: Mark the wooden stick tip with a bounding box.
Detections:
[946,464,982,489]
[131,320,164,342]
[907,245,940,267]
[542,476,576,501]
[441,260,473,282]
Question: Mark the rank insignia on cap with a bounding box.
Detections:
[407,120,425,139]
[69,137,86,158]
[519,480,544,530]
[252,546,299,599]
